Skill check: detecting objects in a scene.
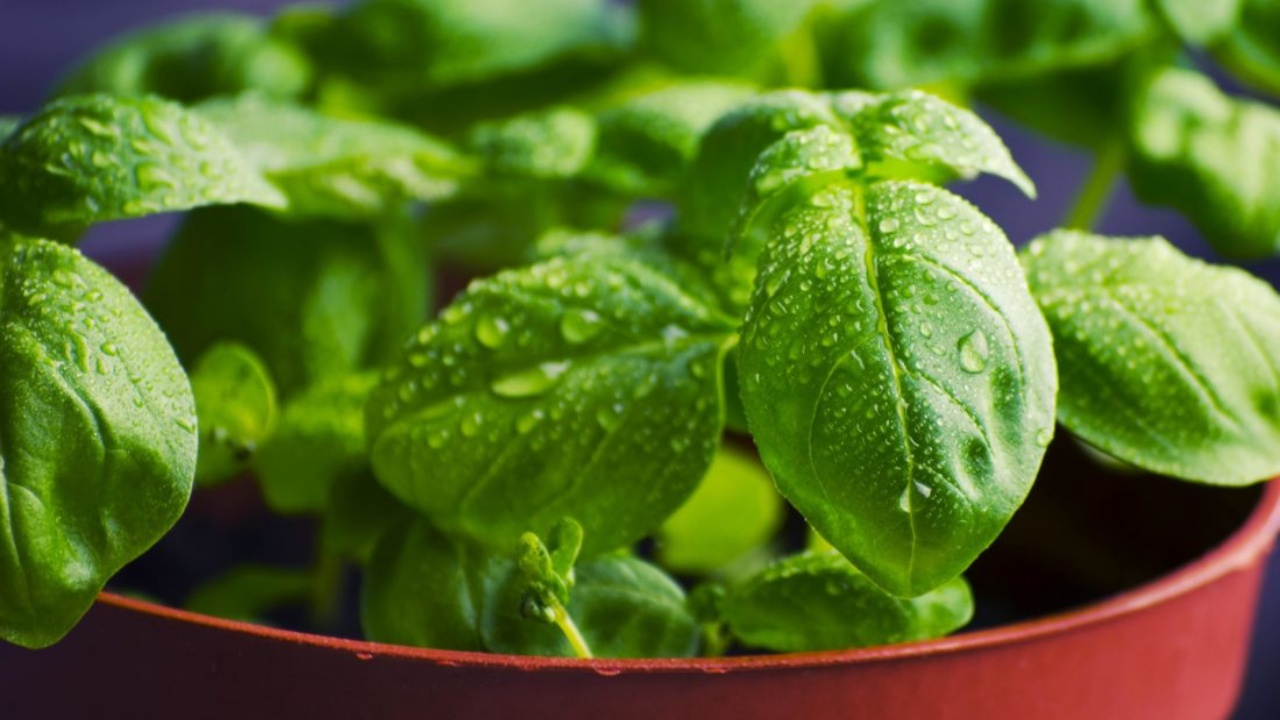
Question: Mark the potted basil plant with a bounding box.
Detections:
[2,0,1280,717]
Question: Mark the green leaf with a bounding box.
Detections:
[1152,0,1242,44]
[586,80,757,195]
[738,181,1057,596]
[0,94,284,238]
[466,107,598,180]
[321,470,414,564]
[722,550,973,652]
[1127,67,1280,259]
[363,518,699,657]
[822,0,1155,89]
[637,0,824,78]
[977,64,1127,150]
[366,254,736,556]
[657,446,784,575]
[323,0,634,90]
[194,95,472,219]
[185,565,312,623]
[255,373,378,514]
[57,13,312,103]
[190,343,278,486]
[1022,231,1280,485]
[835,89,1035,197]
[680,90,840,243]
[146,207,429,396]
[1215,0,1280,95]
[0,237,197,647]
[0,117,19,141]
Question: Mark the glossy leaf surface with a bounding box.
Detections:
[738,181,1056,596]
[190,342,278,486]
[1023,231,1280,485]
[1152,0,1242,44]
[723,550,973,652]
[0,95,283,237]
[367,255,735,556]
[1127,67,1280,259]
[0,238,197,647]
[195,95,472,218]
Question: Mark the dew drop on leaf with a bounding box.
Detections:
[559,309,603,344]
[957,330,989,374]
[474,315,510,349]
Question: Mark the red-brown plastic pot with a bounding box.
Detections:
[3,479,1278,720]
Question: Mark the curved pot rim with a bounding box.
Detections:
[99,479,1280,674]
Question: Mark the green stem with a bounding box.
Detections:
[777,23,824,89]
[548,596,593,659]
[310,550,344,632]
[1063,141,1125,232]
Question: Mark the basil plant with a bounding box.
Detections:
[2,0,1280,660]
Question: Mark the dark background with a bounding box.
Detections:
[2,2,1278,717]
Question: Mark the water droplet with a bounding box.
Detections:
[460,412,482,437]
[898,486,912,513]
[100,342,118,356]
[516,410,544,434]
[915,481,932,499]
[958,330,989,374]
[596,403,625,432]
[491,361,570,398]
[560,309,603,344]
[1036,427,1053,447]
[878,218,900,234]
[474,315,510,349]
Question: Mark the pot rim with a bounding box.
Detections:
[99,479,1280,674]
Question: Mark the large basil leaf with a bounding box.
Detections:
[0,237,197,647]
[637,0,824,78]
[821,0,1155,89]
[362,518,699,657]
[738,181,1056,596]
[466,107,597,180]
[1215,0,1280,95]
[366,254,736,556]
[146,207,428,397]
[256,373,378,514]
[1127,67,1280,259]
[657,446,784,575]
[194,95,472,219]
[1022,231,1280,485]
[722,550,973,652]
[0,95,284,238]
[57,14,312,103]
[190,342,278,486]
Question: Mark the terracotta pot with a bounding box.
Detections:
[2,476,1277,720]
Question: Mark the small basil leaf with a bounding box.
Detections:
[361,518,499,651]
[1152,0,1242,44]
[822,0,1155,89]
[146,207,429,396]
[191,342,278,486]
[484,553,700,658]
[1022,231,1280,485]
[637,0,824,78]
[185,565,312,624]
[466,107,597,180]
[0,117,19,141]
[1214,0,1280,95]
[255,373,378,514]
[680,90,840,243]
[839,89,1035,197]
[731,125,863,255]
[0,95,284,238]
[321,470,415,564]
[657,446,785,575]
[194,95,472,219]
[586,80,757,195]
[1127,67,1280,259]
[57,14,312,103]
[0,237,197,648]
[723,550,973,652]
[366,255,735,556]
[738,181,1056,596]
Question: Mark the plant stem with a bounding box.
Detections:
[310,550,344,632]
[1063,141,1125,232]
[548,596,593,659]
[778,24,824,89]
